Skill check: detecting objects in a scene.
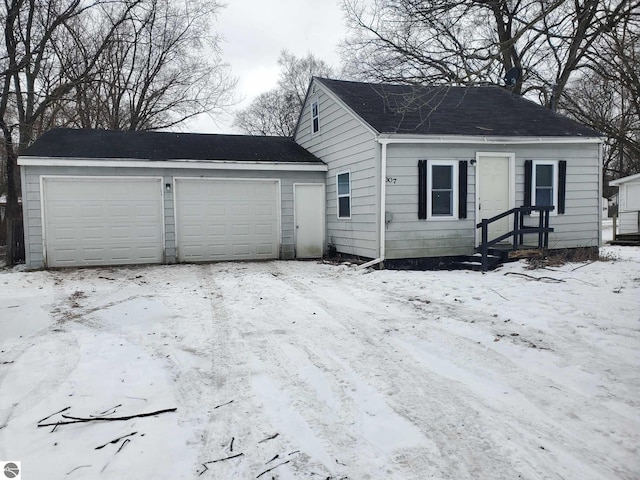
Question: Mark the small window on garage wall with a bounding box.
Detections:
[311,98,320,135]
[337,171,351,219]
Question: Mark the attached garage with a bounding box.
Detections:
[42,177,163,267]
[19,129,327,269]
[175,178,280,262]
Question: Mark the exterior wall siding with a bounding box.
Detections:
[295,81,379,259]
[384,142,601,259]
[21,165,324,269]
[617,211,640,234]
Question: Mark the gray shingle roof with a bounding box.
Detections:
[316,78,599,137]
[21,128,324,163]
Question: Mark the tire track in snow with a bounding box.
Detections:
[269,264,626,480]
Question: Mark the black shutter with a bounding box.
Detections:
[524,160,532,208]
[558,160,567,214]
[418,160,427,219]
[458,160,468,219]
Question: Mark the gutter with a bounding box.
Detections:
[375,134,604,145]
[357,138,388,270]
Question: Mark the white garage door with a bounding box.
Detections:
[175,178,279,262]
[42,177,163,267]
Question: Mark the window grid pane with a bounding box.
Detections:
[338,197,350,218]
[431,164,453,216]
[534,163,554,207]
[337,172,350,218]
[432,191,452,215]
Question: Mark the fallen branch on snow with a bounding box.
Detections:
[38,406,71,424]
[198,453,244,476]
[258,433,279,443]
[37,408,176,427]
[95,432,137,450]
[504,272,565,283]
[256,460,290,478]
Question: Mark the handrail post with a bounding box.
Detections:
[543,208,550,247]
[513,209,519,250]
[481,219,489,272]
[538,208,544,248]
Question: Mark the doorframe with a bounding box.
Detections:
[293,182,325,258]
[474,152,516,246]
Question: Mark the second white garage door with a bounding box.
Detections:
[175,178,280,262]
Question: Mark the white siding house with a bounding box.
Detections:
[295,78,603,266]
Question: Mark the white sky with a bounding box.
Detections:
[185,0,348,135]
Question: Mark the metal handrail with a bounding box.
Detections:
[476,206,554,271]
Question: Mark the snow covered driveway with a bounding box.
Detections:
[1,248,639,479]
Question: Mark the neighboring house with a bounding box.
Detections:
[293,78,603,265]
[18,130,326,268]
[19,78,604,269]
[609,173,640,234]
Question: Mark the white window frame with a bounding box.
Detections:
[336,170,351,219]
[532,160,558,216]
[311,97,320,135]
[427,160,458,220]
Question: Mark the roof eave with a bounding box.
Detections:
[18,156,328,172]
[609,172,640,185]
[375,133,604,145]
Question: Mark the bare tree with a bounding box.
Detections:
[53,0,235,131]
[561,11,640,187]
[0,0,144,262]
[340,0,637,109]
[234,50,334,136]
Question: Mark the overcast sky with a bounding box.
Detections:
[185,0,348,135]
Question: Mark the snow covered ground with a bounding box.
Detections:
[0,245,638,479]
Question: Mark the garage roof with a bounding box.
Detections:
[21,128,324,163]
[316,78,600,138]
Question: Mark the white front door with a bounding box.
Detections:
[476,155,514,245]
[294,183,325,258]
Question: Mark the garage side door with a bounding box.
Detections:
[175,179,279,262]
[43,177,164,267]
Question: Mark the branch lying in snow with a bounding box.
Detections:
[504,272,565,283]
[198,453,244,476]
[37,408,177,427]
[258,433,279,443]
[256,460,290,478]
[66,465,91,475]
[95,432,137,450]
[38,406,71,424]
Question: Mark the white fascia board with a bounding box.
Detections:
[18,156,328,172]
[376,134,604,145]
[609,172,640,186]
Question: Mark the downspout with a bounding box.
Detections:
[358,139,388,269]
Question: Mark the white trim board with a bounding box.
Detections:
[377,135,603,145]
[19,156,328,172]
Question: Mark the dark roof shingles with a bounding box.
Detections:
[316,78,598,137]
[22,129,323,163]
